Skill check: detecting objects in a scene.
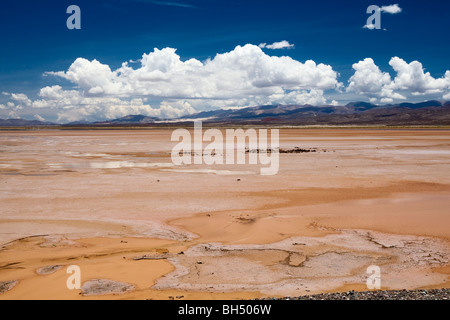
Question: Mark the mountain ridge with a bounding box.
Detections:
[1,100,450,126]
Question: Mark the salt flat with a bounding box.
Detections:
[0,128,449,299]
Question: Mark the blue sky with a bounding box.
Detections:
[1,0,449,122]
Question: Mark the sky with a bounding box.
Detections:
[0,0,449,123]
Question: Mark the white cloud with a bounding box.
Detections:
[259,40,294,50]
[29,85,195,123]
[158,100,195,119]
[389,57,449,95]
[347,58,392,96]
[330,100,339,106]
[4,44,450,123]
[34,114,46,122]
[54,98,158,123]
[347,57,450,103]
[363,24,376,30]
[381,4,402,14]
[10,93,32,107]
[51,45,337,101]
[267,89,327,105]
[38,85,65,100]
[363,24,387,31]
[31,44,339,122]
[46,59,123,96]
[363,4,402,30]
[8,111,20,119]
[33,86,82,109]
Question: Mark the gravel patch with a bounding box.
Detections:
[0,280,18,294]
[36,265,63,275]
[260,288,450,300]
[81,279,135,296]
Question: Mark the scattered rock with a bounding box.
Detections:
[36,265,63,275]
[245,147,318,154]
[235,216,256,224]
[0,280,18,294]
[279,147,317,154]
[287,253,306,267]
[133,253,171,260]
[81,279,134,296]
[258,288,450,300]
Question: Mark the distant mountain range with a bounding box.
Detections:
[1,100,450,127]
[0,118,55,127]
[174,100,450,125]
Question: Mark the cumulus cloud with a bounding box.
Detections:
[10,93,32,107]
[51,44,337,99]
[158,100,196,118]
[34,114,46,122]
[347,58,392,95]
[25,83,197,123]
[46,59,122,96]
[380,4,402,14]
[266,89,327,105]
[363,4,402,30]
[258,41,294,50]
[330,100,339,106]
[363,24,377,30]
[25,44,339,122]
[389,57,449,95]
[347,57,450,103]
[3,44,450,123]
[8,110,20,119]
